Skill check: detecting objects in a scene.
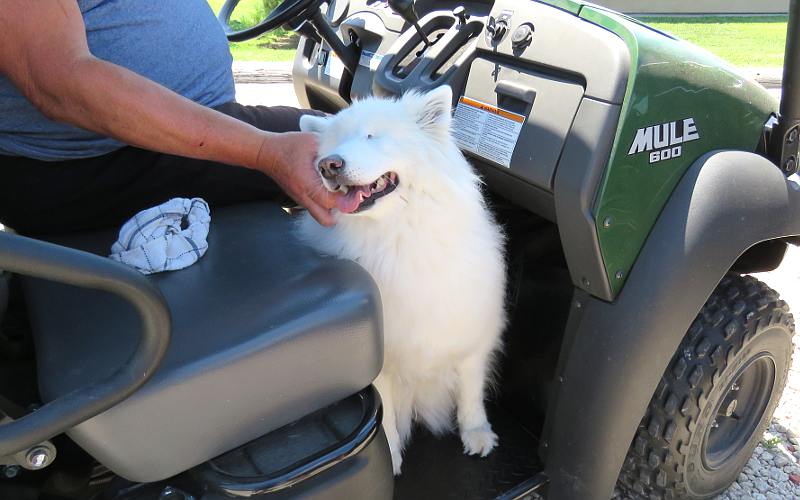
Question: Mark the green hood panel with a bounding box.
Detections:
[535,0,583,14]
[539,1,777,297]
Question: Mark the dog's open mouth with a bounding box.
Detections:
[334,172,399,214]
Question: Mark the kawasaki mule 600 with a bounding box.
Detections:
[1,0,798,499]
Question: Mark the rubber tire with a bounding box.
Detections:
[616,274,795,500]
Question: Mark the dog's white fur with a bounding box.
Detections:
[296,86,506,474]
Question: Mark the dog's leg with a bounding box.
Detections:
[393,381,414,448]
[374,373,404,474]
[456,351,498,457]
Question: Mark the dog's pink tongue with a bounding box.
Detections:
[336,186,371,214]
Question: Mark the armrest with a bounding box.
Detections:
[0,231,171,456]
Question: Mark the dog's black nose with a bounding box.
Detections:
[318,155,344,179]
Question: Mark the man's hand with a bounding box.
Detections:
[0,0,339,225]
[260,132,338,226]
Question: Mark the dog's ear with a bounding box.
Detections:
[299,114,330,134]
[410,85,453,138]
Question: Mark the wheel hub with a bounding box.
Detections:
[702,355,776,470]
[723,399,737,417]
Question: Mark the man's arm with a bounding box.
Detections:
[0,0,336,225]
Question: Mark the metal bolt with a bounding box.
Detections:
[26,447,53,470]
[575,300,583,309]
[3,465,20,478]
[731,382,740,392]
[558,376,565,383]
[615,270,624,280]
[784,156,797,173]
[789,128,798,144]
[711,419,719,429]
[724,399,738,417]
[602,217,613,228]
[581,277,591,288]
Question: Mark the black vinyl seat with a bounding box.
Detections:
[21,202,382,482]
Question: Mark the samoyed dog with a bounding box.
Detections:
[296,85,506,474]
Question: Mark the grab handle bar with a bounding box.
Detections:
[0,231,170,456]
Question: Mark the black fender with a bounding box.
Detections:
[543,151,800,499]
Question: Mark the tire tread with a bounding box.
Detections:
[616,275,795,499]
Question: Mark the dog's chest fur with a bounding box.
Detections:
[297,192,505,374]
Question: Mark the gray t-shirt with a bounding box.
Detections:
[0,0,236,161]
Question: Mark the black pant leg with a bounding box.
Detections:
[214,102,322,133]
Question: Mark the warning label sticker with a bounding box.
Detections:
[452,96,526,168]
[324,52,344,79]
[359,49,384,71]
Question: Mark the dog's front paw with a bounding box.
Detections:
[460,425,498,457]
[385,434,403,475]
[390,446,403,475]
[391,453,403,475]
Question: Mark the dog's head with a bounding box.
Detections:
[300,85,455,217]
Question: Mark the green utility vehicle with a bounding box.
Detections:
[1,0,798,499]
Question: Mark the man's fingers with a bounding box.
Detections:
[315,187,339,210]
[304,160,339,210]
[306,200,336,227]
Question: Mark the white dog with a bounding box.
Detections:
[296,86,506,474]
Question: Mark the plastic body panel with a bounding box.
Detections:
[0,232,170,457]
[578,6,778,297]
[544,151,800,499]
[255,428,394,499]
[554,99,622,300]
[372,10,485,98]
[203,429,393,499]
[292,1,492,108]
[537,0,583,14]
[198,388,393,499]
[292,35,351,111]
[342,11,406,101]
[478,0,630,104]
[24,203,383,482]
[461,58,584,190]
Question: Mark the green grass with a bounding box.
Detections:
[639,16,788,68]
[207,0,296,62]
[763,435,782,448]
[225,44,296,62]
[204,2,788,68]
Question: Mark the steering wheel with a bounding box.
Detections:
[218,0,322,42]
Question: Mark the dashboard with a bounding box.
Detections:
[291,0,629,220]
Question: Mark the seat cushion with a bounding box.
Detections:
[23,202,382,482]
